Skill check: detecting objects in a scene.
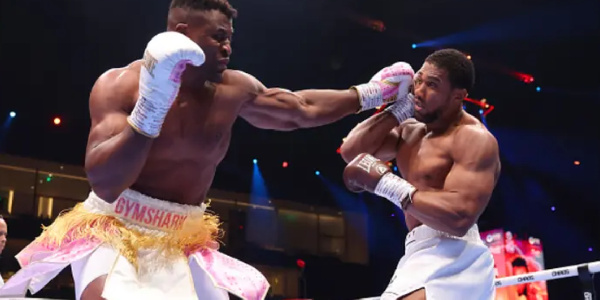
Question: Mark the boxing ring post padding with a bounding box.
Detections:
[353,261,600,300]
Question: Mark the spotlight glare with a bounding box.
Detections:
[252,159,257,164]
[574,160,580,165]
[589,247,593,252]
[315,171,320,176]
[53,117,62,125]
[411,44,417,49]
[551,206,555,211]
[536,86,541,92]
[282,161,288,168]
[9,111,16,118]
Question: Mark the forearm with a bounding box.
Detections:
[340,111,398,163]
[405,190,474,236]
[294,89,360,127]
[85,127,153,202]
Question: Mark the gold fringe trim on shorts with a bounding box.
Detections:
[35,203,222,270]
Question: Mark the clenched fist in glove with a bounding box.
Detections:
[127,31,206,138]
[352,62,414,113]
[343,153,417,210]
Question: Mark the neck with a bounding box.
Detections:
[180,66,208,90]
[425,107,464,134]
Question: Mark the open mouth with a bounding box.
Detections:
[413,99,423,111]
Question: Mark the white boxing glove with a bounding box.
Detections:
[127,31,206,138]
[352,62,414,112]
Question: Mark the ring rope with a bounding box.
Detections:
[354,261,599,300]
[494,260,599,288]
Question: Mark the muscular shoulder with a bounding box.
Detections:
[452,124,499,164]
[90,61,142,113]
[222,69,265,93]
[97,60,142,88]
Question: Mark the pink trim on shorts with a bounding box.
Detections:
[0,190,270,300]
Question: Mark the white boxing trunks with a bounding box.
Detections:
[380,224,495,300]
[0,189,270,300]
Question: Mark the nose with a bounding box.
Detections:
[221,43,232,57]
[413,81,425,99]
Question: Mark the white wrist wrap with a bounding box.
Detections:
[385,93,415,124]
[353,82,384,112]
[127,60,186,138]
[374,173,416,210]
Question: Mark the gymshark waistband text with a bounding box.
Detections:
[114,197,188,230]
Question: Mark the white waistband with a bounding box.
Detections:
[405,224,482,246]
[83,189,207,234]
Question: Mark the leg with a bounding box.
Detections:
[399,288,426,300]
[71,246,119,300]
[80,276,107,300]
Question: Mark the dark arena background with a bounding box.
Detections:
[0,0,599,299]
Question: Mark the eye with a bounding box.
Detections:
[426,81,437,88]
[212,34,225,42]
[212,32,232,44]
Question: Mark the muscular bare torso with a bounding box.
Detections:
[395,114,484,231]
[123,61,250,204]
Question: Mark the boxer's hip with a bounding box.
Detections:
[20,189,221,269]
[381,224,496,300]
[403,223,484,254]
[2,189,270,300]
[84,189,212,235]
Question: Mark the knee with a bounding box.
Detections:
[80,275,107,300]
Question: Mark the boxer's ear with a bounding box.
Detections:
[174,23,189,35]
[452,88,467,103]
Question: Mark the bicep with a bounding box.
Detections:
[240,89,307,130]
[443,161,497,200]
[86,70,137,152]
[372,127,401,162]
[87,111,129,151]
[443,133,500,215]
[225,70,303,130]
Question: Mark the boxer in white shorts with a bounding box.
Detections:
[341,49,501,299]
[0,0,417,298]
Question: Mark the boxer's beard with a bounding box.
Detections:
[415,107,442,124]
